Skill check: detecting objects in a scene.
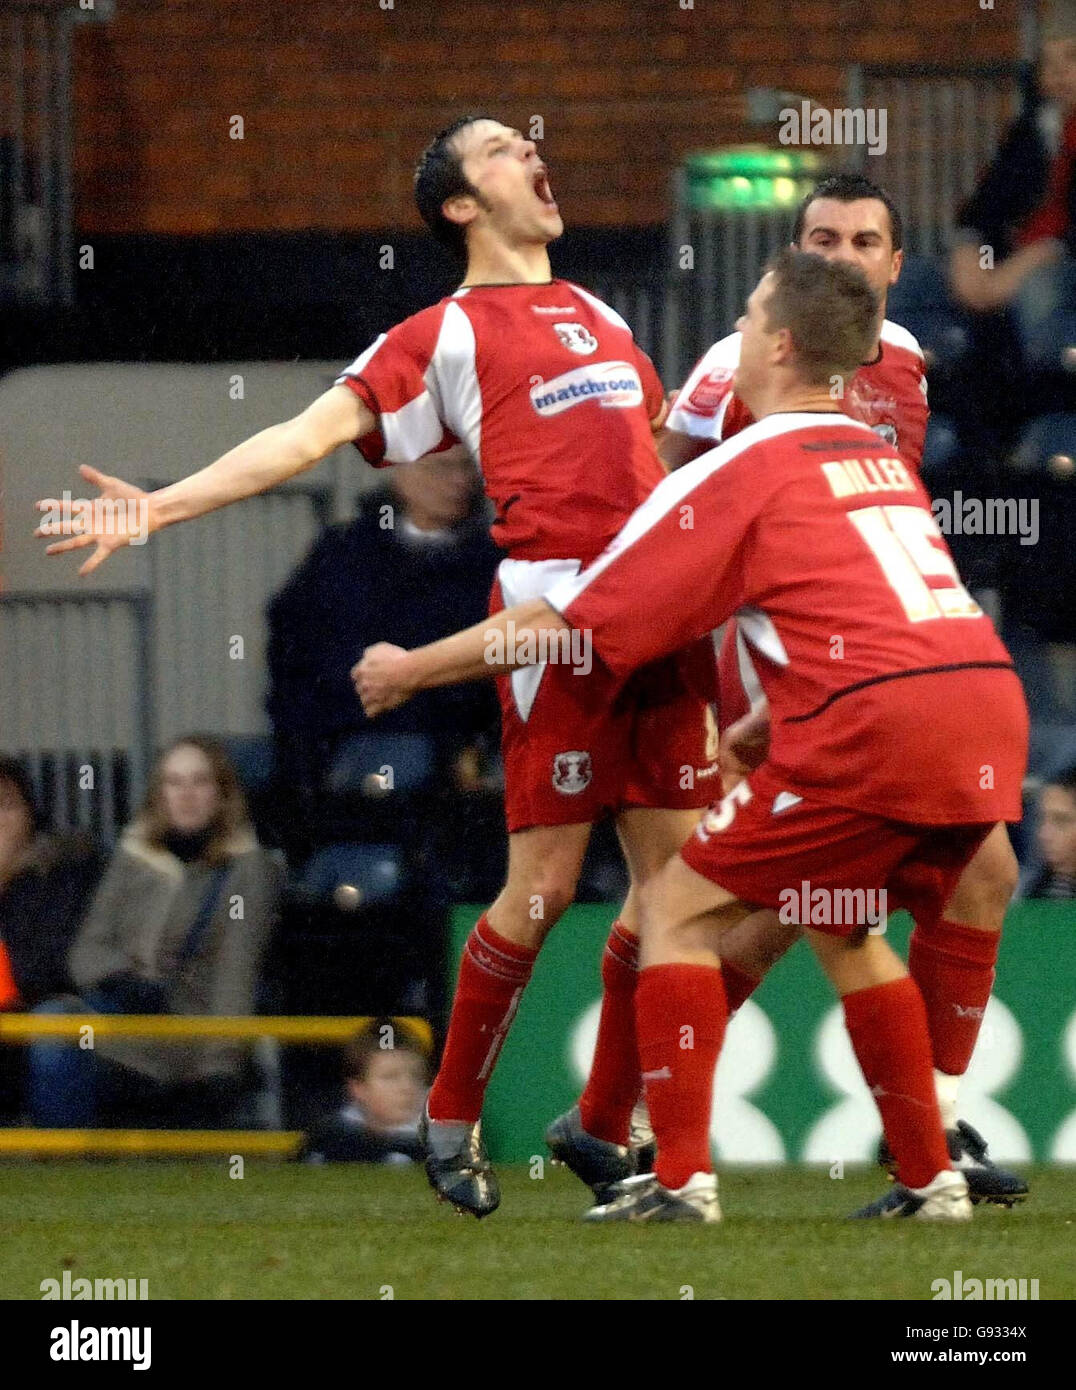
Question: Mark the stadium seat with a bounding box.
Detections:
[1021,307,1076,374]
[1009,413,1076,478]
[886,256,971,374]
[1027,722,1076,782]
[920,412,962,486]
[325,731,436,798]
[219,734,276,797]
[294,842,407,908]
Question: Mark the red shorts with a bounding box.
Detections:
[492,576,718,833]
[680,765,991,935]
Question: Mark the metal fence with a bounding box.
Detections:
[0,485,329,840]
[845,62,1024,259]
[660,165,802,388]
[144,481,331,745]
[0,590,151,841]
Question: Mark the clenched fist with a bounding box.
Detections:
[352,643,416,717]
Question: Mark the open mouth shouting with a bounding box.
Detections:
[533,164,558,212]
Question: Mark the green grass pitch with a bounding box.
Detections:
[2,1161,1073,1301]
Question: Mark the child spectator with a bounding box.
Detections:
[298,1023,429,1164]
[1023,765,1076,898]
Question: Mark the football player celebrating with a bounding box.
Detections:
[356,251,1030,1222]
[658,175,1026,1212]
[35,116,715,1217]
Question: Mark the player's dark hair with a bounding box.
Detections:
[792,173,903,251]
[763,247,879,386]
[343,1020,430,1084]
[414,114,496,261]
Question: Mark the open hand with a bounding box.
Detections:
[35,465,154,576]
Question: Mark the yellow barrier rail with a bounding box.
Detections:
[0,1129,302,1157]
[0,1014,433,1048]
[0,1014,432,1157]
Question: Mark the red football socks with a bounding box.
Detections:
[579,921,641,1146]
[427,914,537,1124]
[636,962,728,1191]
[908,918,1000,1077]
[720,959,761,1014]
[843,977,951,1190]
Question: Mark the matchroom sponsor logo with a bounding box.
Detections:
[529,362,644,416]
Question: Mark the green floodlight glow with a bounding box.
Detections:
[684,145,830,211]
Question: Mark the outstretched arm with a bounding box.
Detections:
[36,384,373,575]
[353,599,571,716]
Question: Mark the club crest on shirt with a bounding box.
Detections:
[553,322,599,355]
[552,750,592,795]
[847,376,900,447]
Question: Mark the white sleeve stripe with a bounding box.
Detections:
[432,300,482,461]
[336,334,388,384]
[380,392,447,461]
[879,318,925,360]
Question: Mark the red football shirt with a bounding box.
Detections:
[667,320,929,471]
[336,280,666,564]
[547,413,1027,825]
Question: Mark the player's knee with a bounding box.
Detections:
[520,874,578,930]
[947,834,1019,927]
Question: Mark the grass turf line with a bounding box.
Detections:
[1,1162,1072,1301]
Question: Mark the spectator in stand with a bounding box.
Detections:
[297,1022,429,1164]
[949,2,1076,372]
[266,445,502,803]
[0,758,104,1119]
[1022,765,1076,898]
[27,736,283,1127]
[0,757,103,1012]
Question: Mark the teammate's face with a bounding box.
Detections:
[1038,785,1076,874]
[733,273,785,402]
[445,119,562,248]
[796,198,902,304]
[1040,39,1076,112]
[159,744,221,835]
[349,1051,427,1130]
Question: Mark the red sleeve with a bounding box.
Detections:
[546,450,766,678]
[336,305,456,465]
[633,344,666,422]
